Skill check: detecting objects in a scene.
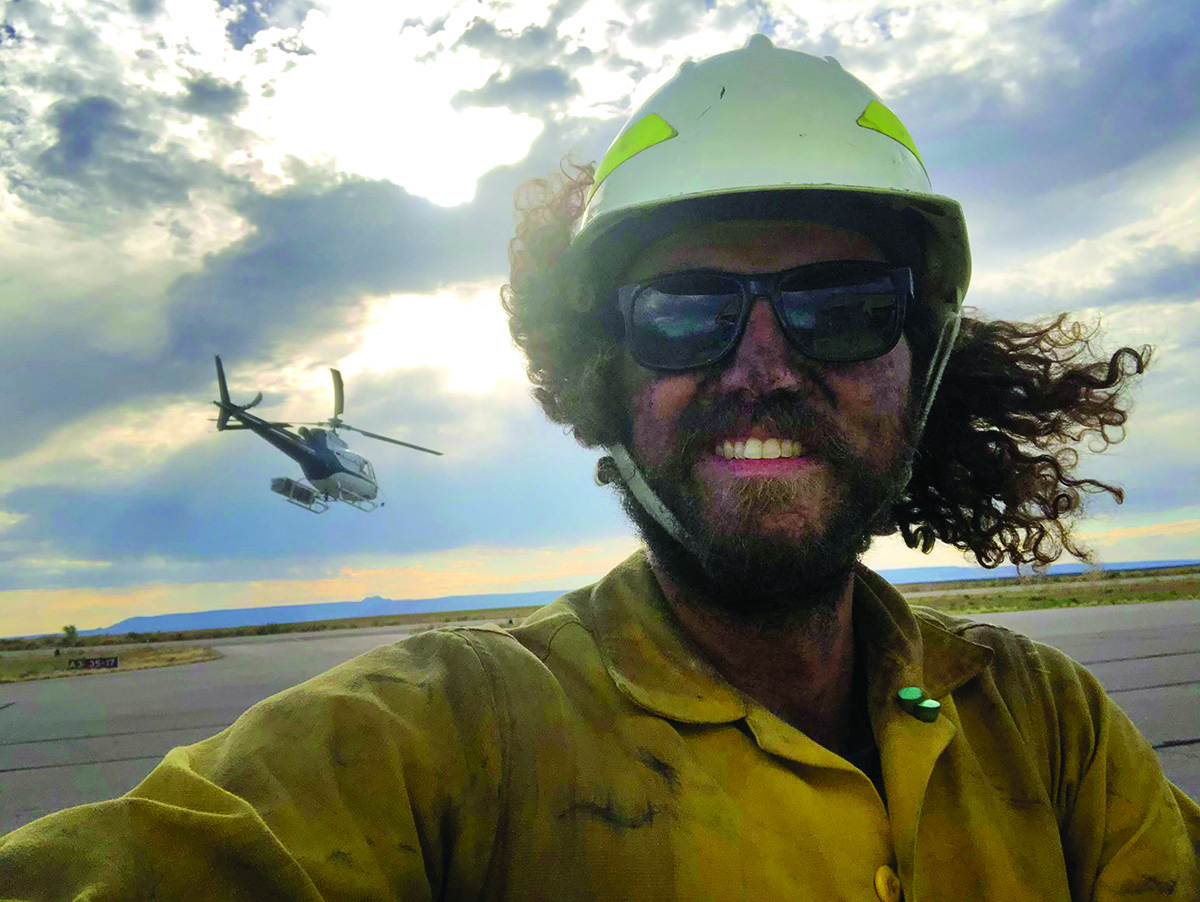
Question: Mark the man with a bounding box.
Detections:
[3,35,1197,901]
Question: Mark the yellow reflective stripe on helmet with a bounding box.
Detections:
[856,100,923,167]
[590,113,679,199]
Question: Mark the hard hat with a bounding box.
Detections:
[573,32,970,344]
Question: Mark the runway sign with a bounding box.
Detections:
[67,657,119,670]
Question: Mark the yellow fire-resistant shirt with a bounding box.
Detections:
[3,552,1198,900]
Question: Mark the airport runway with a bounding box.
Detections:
[2,600,1198,835]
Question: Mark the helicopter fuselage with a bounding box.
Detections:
[212,354,440,511]
[212,402,378,500]
[305,429,378,500]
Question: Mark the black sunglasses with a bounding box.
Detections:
[616,260,912,372]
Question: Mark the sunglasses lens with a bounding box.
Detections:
[778,265,904,362]
[631,274,744,369]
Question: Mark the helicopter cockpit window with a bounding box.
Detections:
[364,461,375,481]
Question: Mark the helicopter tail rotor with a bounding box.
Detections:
[214,356,263,430]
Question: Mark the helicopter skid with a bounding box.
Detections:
[309,474,379,512]
[335,489,379,512]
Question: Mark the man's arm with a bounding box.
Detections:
[1033,639,1200,900]
[0,629,505,901]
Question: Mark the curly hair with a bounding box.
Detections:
[502,160,629,449]
[501,162,1152,569]
[900,316,1150,567]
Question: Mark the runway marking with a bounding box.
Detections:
[1109,679,1200,694]
[1082,650,1200,666]
[1153,737,1200,750]
[0,754,163,774]
[0,722,232,747]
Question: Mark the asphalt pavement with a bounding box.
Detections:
[2,600,1198,835]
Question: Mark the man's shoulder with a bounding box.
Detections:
[275,577,615,715]
[908,604,1017,645]
[905,602,1103,726]
[856,565,1062,674]
[259,615,565,705]
[909,604,1058,659]
[508,588,593,654]
[909,603,1068,671]
[394,585,600,675]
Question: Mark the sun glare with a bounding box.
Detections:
[339,284,529,394]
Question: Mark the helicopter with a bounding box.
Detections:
[211,355,441,513]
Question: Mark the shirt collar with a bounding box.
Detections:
[575,551,994,725]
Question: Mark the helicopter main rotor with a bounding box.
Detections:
[296,368,442,456]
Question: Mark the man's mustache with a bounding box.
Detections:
[672,390,851,465]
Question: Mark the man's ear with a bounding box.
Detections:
[595,455,620,486]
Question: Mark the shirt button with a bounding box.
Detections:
[912,698,941,722]
[875,864,902,902]
[897,686,924,713]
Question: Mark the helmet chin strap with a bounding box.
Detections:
[914,301,963,438]
[605,444,695,549]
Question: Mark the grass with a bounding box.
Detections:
[0,645,223,683]
[0,607,539,652]
[905,574,1200,616]
[2,565,1197,653]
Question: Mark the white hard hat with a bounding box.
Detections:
[574,33,970,337]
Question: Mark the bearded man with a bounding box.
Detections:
[2,34,1197,902]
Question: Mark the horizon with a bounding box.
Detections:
[9,557,1197,641]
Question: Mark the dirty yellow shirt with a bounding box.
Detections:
[3,552,1198,900]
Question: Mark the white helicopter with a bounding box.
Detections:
[212,356,442,513]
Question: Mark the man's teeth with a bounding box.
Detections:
[716,438,804,459]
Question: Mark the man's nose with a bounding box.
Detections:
[716,297,804,393]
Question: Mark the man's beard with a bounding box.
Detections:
[612,389,916,632]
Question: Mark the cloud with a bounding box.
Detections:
[1,5,250,231]
[0,0,605,465]
[454,17,559,60]
[131,0,165,20]
[893,0,1200,218]
[19,94,216,222]
[967,143,1200,318]
[453,66,582,112]
[222,0,318,51]
[179,73,249,118]
[624,0,713,48]
[163,109,614,359]
[37,97,136,175]
[20,92,180,208]
[1079,518,1200,545]
[164,179,486,362]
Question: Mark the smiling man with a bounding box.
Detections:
[3,35,1197,902]
[499,33,1200,899]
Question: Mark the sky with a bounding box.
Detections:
[1,0,1198,637]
